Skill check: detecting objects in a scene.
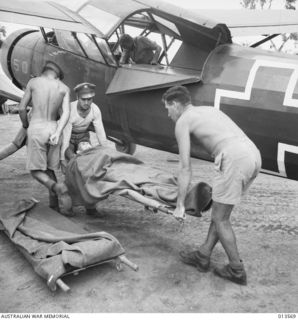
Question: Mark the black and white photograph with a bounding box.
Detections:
[0,0,297,316]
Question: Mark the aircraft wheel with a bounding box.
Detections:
[115,141,136,155]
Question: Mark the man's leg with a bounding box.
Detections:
[180,214,219,272]
[31,169,56,191]
[180,201,244,277]
[198,220,219,257]
[46,169,58,209]
[211,201,247,285]
[211,201,241,265]
[30,170,72,214]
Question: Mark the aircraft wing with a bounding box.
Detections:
[0,70,23,102]
[106,65,200,95]
[0,0,99,35]
[197,9,298,37]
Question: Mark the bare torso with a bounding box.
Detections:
[28,76,68,123]
[178,106,247,156]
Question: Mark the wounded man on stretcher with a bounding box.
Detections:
[61,146,212,218]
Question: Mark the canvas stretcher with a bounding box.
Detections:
[64,146,213,218]
[0,198,137,292]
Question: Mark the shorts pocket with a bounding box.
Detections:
[214,152,224,172]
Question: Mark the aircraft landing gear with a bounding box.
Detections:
[115,140,136,155]
[108,136,137,155]
[115,140,137,155]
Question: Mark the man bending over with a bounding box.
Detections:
[162,85,261,285]
[60,82,107,167]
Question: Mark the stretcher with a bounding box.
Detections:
[64,146,212,218]
[0,130,212,218]
[0,198,138,292]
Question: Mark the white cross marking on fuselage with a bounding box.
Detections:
[214,59,298,110]
[214,59,298,178]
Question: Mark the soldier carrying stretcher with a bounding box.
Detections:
[18,61,72,213]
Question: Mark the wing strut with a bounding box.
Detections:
[250,34,279,48]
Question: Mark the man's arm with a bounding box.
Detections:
[141,37,161,65]
[174,119,192,220]
[50,88,70,145]
[151,43,162,65]
[93,106,107,146]
[18,81,32,129]
[60,122,72,161]
[119,49,130,64]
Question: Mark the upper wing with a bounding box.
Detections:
[197,9,298,37]
[0,0,99,34]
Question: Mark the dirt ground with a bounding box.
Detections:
[0,114,297,313]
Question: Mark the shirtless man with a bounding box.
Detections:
[162,86,262,285]
[60,82,107,166]
[19,61,71,212]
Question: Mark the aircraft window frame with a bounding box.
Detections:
[93,36,117,66]
[107,10,182,66]
[79,4,120,36]
[45,29,117,66]
[150,14,181,38]
[41,28,59,47]
[55,30,85,56]
[75,32,105,63]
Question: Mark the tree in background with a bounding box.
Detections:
[240,0,273,9]
[240,0,297,52]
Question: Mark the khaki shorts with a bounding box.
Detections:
[212,139,262,205]
[26,121,61,171]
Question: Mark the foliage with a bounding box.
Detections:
[240,0,297,51]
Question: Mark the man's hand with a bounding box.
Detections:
[173,205,186,223]
[49,132,60,145]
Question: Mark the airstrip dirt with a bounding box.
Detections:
[0,114,297,313]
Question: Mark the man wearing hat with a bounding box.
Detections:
[60,82,107,165]
[18,60,72,213]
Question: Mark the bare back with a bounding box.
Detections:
[178,106,247,156]
[29,76,68,122]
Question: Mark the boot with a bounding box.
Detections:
[179,249,210,272]
[52,182,72,215]
[214,262,247,285]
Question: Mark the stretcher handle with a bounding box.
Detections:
[117,189,175,215]
[56,279,70,292]
[47,275,70,292]
[119,255,139,271]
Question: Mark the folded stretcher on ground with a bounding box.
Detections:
[65,146,212,216]
[0,199,137,292]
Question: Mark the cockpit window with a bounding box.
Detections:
[76,32,105,62]
[107,11,182,66]
[94,37,117,66]
[55,30,85,56]
[53,29,116,65]
[79,5,120,35]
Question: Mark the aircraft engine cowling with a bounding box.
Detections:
[0,29,41,90]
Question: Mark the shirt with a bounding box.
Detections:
[61,100,106,160]
[122,36,158,64]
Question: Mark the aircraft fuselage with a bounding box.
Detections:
[1,30,298,180]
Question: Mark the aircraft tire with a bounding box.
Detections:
[115,141,136,155]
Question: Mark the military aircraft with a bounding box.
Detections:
[1,0,298,181]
